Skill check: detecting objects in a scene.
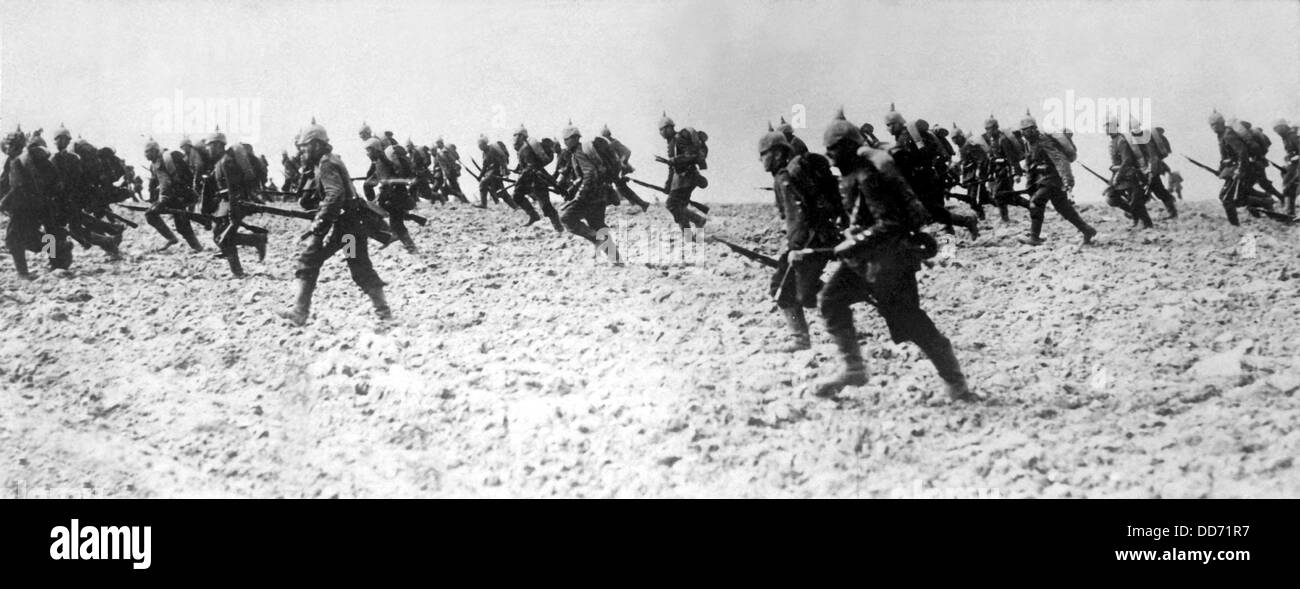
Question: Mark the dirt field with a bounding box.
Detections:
[2,198,1298,498]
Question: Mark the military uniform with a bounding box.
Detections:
[512,138,563,231]
[365,141,418,252]
[477,140,511,208]
[52,134,123,259]
[955,134,992,220]
[145,147,205,251]
[433,143,469,204]
[982,121,1029,222]
[888,116,978,238]
[560,135,619,260]
[660,115,708,230]
[1211,115,1274,225]
[762,130,843,352]
[1133,128,1177,218]
[1276,122,1299,215]
[601,128,651,211]
[2,132,64,277]
[1020,123,1096,245]
[1105,130,1152,228]
[816,116,971,400]
[211,142,269,277]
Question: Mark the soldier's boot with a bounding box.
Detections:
[517,197,541,226]
[915,333,978,402]
[11,250,33,280]
[363,285,393,320]
[278,278,316,326]
[1133,197,1154,229]
[686,208,708,229]
[89,231,123,261]
[1054,199,1097,244]
[1018,214,1046,246]
[147,215,180,250]
[778,307,812,352]
[1223,201,1241,226]
[956,214,980,239]
[250,232,268,262]
[1286,195,1297,218]
[176,222,204,252]
[813,330,868,398]
[998,204,1011,223]
[220,245,244,278]
[1163,198,1178,219]
[537,198,564,232]
[476,191,489,209]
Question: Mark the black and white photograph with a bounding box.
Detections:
[1,0,1298,510]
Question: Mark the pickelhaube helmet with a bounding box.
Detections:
[823,107,865,148]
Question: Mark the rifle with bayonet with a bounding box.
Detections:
[711,237,779,268]
[1183,155,1222,177]
[350,177,429,226]
[626,177,709,213]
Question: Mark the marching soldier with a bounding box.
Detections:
[142,138,205,251]
[1104,116,1153,228]
[1274,119,1299,216]
[983,115,1031,223]
[511,124,564,231]
[280,120,391,325]
[659,112,709,232]
[559,125,621,262]
[759,128,844,353]
[600,125,651,211]
[814,110,975,401]
[1016,115,1097,245]
[363,137,419,252]
[884,105,979,238]
[208,129,269,277]
[407,140,439,205]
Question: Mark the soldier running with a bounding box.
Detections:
[208,129,269,277]
[510,124,564,231]
[558,124,621,262]
[1274,119,1299,216]
[363,137,418,252]
[658,112,709,234]
[884,105,979,238]
[280,120,391,325]
[759,128,844,353]
[1017,115,1097,246]
[982,115,1031,223]
[813,110,975,401]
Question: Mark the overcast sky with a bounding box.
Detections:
[2,0,1297,202]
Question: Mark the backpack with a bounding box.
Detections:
[98,147,125,184]
[527,138,553,167]
[1047,132,1077,162]
[1151,128,1171,159]
[496,141,511,169]
[680,127,709,169]
[384,145,413,177]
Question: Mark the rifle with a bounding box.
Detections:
[1078,162,1113,186]
[712,237,779,268]
[1266,158,1290,174]
[349,178,429,226]
[627,177,710,213]
[1183,155,1222,176]
[115,202,215,230]
[757,187,774,191]
[236,201,317,221]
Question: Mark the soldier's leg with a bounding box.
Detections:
[342,222,390,319]
[172,214,204,251]
[559,196,601,243]
[6,216,36,278]
[813,262,871,397]
[387,210,415,250]
[448,175,470,203]
[144,210,179,247]
[872,267,973,400]
[533,189,564,232]
[1130,187,1154,228]
[989,179,1012,222]
[513,183,541,224]
[233,231,268,262]
[1149,176,1177,218]
[770,253,810,352]
[1019,188,1050,245]
[615,179,651,211]
[1048,188,1097,243]
[282,232,344,325]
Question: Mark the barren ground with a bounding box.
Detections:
[2,198,1298,498]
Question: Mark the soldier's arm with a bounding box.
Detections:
[311,161,348,235]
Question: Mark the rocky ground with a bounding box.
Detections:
[2,197,1298,498]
